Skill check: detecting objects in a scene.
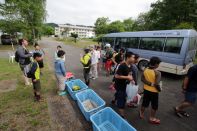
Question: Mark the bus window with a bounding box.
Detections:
[189,37,197,51]
[139,37,165,51]
[103,37,115,47]
[127,37,139,48]
[119,38,129,48]
[164,38,183,53]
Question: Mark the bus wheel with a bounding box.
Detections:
[138,60,149,71]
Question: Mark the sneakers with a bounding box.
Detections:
[58,91,67,96]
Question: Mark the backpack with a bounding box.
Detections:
[15,51,19,63]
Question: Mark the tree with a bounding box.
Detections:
[149,0,197,30]
[0,0,46,44]
[175,22,195,29]
[107,20,125,33]
[94,17,110,35]
[133,12,153,31]
[123,18,134,31]
[71,33,78,43]
[42,24,54,36]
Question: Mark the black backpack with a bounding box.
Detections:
[15,51,19,63]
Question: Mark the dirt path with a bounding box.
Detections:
[39,38,91,131]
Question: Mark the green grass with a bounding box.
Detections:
[0,60,20,81]
[56,37,97,48]
[0,58,55,130]
[195,56,197,64]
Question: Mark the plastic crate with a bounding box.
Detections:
[90,107,137,131]
[75,89,106,121]
[66,79,89,100]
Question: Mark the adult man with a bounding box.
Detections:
[114,52,135,118]
[16,39,32,85]
[175,64,197,117]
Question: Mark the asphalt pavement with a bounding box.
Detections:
[40,37,197,131]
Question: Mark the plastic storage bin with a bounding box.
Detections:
[75,89,106,121]
[90,107,137,131]
[66,79,88,100]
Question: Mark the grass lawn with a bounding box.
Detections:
[56,37,98,48]
[0,59,55,130]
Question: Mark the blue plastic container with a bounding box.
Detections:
[66,79,88,100]
[90,107,137,131]
[75,89,106,121]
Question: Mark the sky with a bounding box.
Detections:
[46,0,157,26]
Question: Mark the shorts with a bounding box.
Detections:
[33,80,41,92]
[185,92,197,104]
[38,60,44,68]
[105,60,112,70]
[115,90,127,109]
[142,90,159,110]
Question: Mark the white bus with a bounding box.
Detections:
[102,30,197,75]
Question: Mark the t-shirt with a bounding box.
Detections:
[143,68,159,93]
[91,50,98,65]
[115,53,124,64]
[115,63,131,91]
[96,50,101,59]
[186,65,197,92]
[131,64,138,85]
[105,49,113,60]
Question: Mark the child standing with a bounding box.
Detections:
[80,48,91,86]
[30,53,43,102]
[90,46,98,79]
[140,57,162,124]
[55,50,66,96]
[34,44,45,74]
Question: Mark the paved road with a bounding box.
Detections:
[41,38,197,131]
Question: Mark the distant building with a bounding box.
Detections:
[55,24,95,38]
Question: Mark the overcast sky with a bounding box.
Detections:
[46,0,157,26]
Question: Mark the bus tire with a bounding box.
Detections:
[138,60,149,71]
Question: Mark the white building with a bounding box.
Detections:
[55,24,95,38]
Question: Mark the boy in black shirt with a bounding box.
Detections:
[115,52,135,118]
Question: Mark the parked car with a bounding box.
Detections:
[1,35,18,45]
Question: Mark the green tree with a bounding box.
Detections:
[0,0,46,44]
[42,24,54,36]
[107,20,125,33]
[175,22,195,29]
[133,12,153,31]
[149,0,197,30]
[71,33,78,43]
[123,18,134,31]
[94,17,110,35]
